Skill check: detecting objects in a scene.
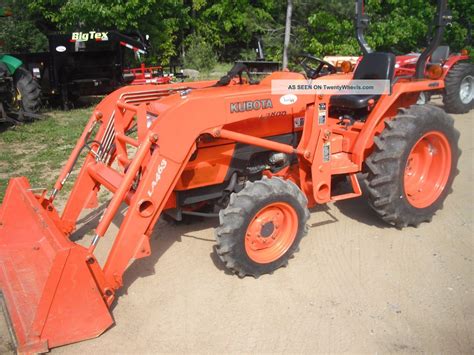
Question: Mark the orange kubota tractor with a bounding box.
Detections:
[0,0,460,352]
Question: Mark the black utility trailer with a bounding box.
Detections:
[14,31,148,109]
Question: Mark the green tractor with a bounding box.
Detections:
[0,8,41,122]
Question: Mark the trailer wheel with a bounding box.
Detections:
[215,177,309,278]
[443,62,474,114]
[13,67,41,120]
[365,105,460,228]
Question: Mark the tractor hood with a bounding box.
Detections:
[146,70,309,117]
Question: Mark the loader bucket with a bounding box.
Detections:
[0,178,113,353]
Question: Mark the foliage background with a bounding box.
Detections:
[0,0,472,69]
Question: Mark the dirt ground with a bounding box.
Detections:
[1,104,473,354]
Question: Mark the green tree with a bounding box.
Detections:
[27,0,186,64]
[189,0,277,61]
[28,0,156,31]
[183,33,217,71]
[1,0,473,70]
[0,0,47,53]
[298,0,473,59]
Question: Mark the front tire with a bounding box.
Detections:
[443,62,474,114]
[215,177,310,277]
[365,105,460,228]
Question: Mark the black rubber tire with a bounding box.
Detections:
[215,177,310,278]
[13,67,41,118]
[365,104,460,228]
[443,62,474,114]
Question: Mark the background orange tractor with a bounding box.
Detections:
[0,0,461,352]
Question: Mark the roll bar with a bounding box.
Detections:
[355,0,372,55]
[355,0,452,79]
[415,0,451,78]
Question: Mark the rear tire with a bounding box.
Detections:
[13,67,41,120]
[365,105,460,228]
[443,62,474,114]
[215,177,310,277]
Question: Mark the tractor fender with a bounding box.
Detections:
[440,55,470,80]
[352,79,444,166]
[0,54,23,75]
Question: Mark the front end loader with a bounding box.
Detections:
[0,0,460,352]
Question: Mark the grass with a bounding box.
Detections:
[0,107,93,201]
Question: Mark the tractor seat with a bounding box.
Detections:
[330,52,396,110]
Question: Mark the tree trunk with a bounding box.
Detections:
[282,0,293,69]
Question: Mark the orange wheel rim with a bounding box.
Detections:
[404,131,451,208]
[245,202,298,264]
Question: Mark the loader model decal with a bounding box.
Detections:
[230,99,273,113]
[71,31,109,42]
[147,159,168,197]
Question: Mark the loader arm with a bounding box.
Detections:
[0,84,222,352]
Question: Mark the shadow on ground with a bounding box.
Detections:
[116,216,218,300]
[333,197,389,229]
[70,202,222,299]
[69,170,390,295]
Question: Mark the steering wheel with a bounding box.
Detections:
[299,54,337,79]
